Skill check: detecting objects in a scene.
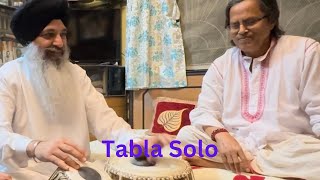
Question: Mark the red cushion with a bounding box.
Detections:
[150,101,195,135]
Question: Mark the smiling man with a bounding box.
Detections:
[177,0,320,179]
[0,0,171,179]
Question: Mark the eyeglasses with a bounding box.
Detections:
[228,15,267,31]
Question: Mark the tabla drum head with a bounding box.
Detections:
[49,161,112,180]
[105,157,195,180]
[78,166,102,180]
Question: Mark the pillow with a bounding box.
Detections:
[146,97,196,136]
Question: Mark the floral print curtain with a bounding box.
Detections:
[125,0,187,90]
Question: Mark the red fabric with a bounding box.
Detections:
[151,101,195,135]
[250,176,265,180]
[233,175,265,180]
[234,175,249,180]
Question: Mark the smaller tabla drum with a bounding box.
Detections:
[105,157,195,180]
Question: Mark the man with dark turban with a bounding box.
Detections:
[0,0,171,179]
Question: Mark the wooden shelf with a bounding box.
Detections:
[105,96,126,119]
[0,4,16,11]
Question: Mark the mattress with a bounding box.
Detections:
[89,130,283,180]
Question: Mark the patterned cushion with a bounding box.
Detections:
[146,97,196,136]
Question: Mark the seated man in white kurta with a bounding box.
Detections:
[0,0,169,179]
[176,0,320,179]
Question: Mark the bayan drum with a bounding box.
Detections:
[105,157,195,180]
[49,161,112,180]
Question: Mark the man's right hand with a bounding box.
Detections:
[215,132,250,174]
[133,133,174,165]
[0,172,12,180]
[33,139,87,170]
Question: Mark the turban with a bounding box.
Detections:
[10,0,69,46]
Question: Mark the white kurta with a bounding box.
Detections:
[175,35,320,179]
[0,57,139,179]
[189,35,320,153]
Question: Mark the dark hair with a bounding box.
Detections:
[225,0,285,39]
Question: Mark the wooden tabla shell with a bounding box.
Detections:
[105,157,195,180]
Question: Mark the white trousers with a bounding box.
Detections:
[176,125,320,180]
[176,126,254,162]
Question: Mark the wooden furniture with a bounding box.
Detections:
[89,95,127,141]
[0,4,17,66]
[105,96,127,120]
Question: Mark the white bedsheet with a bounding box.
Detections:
[89,130,283,180]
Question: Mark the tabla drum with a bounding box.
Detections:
[49,161,112,180]
[105,157,195,180]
